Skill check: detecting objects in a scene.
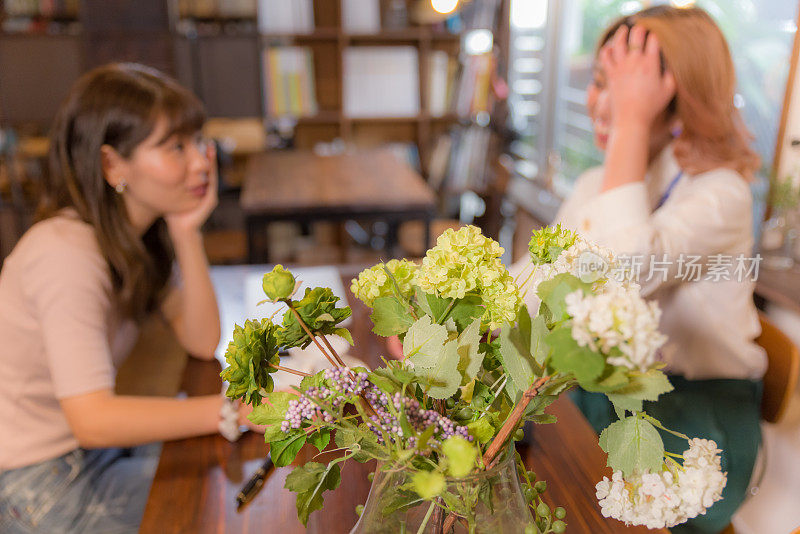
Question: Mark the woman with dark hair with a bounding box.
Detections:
[0,63,246,533]
[514,6,765,533]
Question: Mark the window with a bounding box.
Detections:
[508,0,799,195]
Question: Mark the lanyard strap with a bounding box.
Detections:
[655,170,684,210]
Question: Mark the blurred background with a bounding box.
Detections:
[1,2,799,530]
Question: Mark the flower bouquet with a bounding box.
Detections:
[221,225,726,533]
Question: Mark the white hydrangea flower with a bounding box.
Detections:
[564,284,666,371]
[523,236,638,303]
[595,439,727,529]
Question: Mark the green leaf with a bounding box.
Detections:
[580,365,630,393]
[449,295,484,330]
[530,314,550,365]
[469,381,495,411]
[404,315,449,368]
[545,327,604,383]
[370,296,415,337]
[599,415,664,477]
[334,328,354,346]
[308,428,331,452]
[527,414,557,424]
[285,461,342,525]
[456,318,484,384]
[467,417,496,444]
[248,391,296,443]
[334,427,385,463]
[442,437,478,477]
[380,485,423,516]
[606,369,673,416]
[497,324,539,395]
[412,471,445,499]
[536,273,591,323]
[419,339,462,399]
[271,432,307,467]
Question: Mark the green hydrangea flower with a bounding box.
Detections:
[528,224,578,265]
[350,259,419,308]
[276,287,353,349]
[220,318,280,406]
[417,225,521,329]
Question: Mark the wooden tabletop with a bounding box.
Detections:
[240,149,437,217]
[140,266,667,534]
[756,264,800,315]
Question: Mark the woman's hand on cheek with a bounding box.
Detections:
[165,142,219,238]
[599,24,676,129]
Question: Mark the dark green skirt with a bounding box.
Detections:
[571,376,762,534]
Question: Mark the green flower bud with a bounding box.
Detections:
[262,265,296,301]
[534,480,547,493]
[551,520,566,533]
[524,523,537,534]
[536,502,550,517]
[355,504,364,517]
[554,507,566,520]
[514,428,525,441]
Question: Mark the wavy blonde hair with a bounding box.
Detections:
[600,6,760,179]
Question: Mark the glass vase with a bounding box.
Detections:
[350,447,532,534]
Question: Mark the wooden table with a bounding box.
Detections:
[755,264,800,314]
[140,266,667,534]
[240,149,437,262]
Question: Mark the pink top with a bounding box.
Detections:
[0,212,138,469]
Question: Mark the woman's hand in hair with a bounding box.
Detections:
[165,141,219,238]
[599,24,676,129]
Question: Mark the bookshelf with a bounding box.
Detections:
[172,0,473,175]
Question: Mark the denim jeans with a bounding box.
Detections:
[0,445,160,534]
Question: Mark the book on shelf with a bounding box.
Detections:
[454,52,494,117]
[257,0,314,34]
[3,0,79,18]
[444,125,491,193]
[217,0,257,18]
[341,0,380,33]
[427,50,458,117]
[262,47,318,118]
[343,46,420,118]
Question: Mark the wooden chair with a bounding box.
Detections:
[722,312,800,533]
[756,312,800,424]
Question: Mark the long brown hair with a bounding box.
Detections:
[37,63,206,320]
[599,6,760,179]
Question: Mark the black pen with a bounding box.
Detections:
[235,453,274,511]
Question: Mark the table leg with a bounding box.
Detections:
[246,218,270,264]
[385,221,399,259]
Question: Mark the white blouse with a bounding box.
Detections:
[513,144,766,381]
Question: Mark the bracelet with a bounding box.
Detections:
[219,398,243,442]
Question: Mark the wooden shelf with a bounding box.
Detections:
[259,28,340,41]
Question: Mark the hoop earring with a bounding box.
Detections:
[115,181,127,194]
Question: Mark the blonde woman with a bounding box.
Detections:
[515,7,765,533]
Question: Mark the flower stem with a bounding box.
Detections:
[269,363,312,377]
[416,501,436,534]
[442,375,551,532]
[287,305,346,369]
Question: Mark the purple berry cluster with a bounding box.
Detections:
[366,392,472,450]
[280,368,370,432]
[280,368,472,451]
